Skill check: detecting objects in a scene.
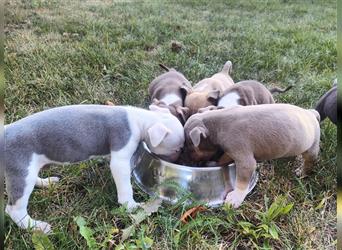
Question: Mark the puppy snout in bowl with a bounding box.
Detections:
[157,151,181,162]
[131,142,258,206]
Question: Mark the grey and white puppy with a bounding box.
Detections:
[4,104,185,233]
[315,79,337,125]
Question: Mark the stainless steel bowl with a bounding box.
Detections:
[131,143,258,207]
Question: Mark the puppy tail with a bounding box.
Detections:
[269,85,293,94]
[221,60,233,75]
[159,63,171,72]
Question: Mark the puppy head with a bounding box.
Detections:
[147,105,185,162]
[184,115,218,162]
[184,90,220,115]
[152,99,190,124]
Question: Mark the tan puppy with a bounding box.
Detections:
[149,64,192,123]
[184,104,320,208]
[184,61,234,115]
[198,80,292,112]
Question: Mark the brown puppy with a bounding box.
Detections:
[184,61,234,115]
[148,64,192,123]
[184,104,320,208]
[198,80,292,113]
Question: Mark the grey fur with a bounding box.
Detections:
[148,69,191,106]
[315,85,337,124]
[5,105,131,204]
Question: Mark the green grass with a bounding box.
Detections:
[4,0,336,249]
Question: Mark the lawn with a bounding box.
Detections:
[4,0,337,249]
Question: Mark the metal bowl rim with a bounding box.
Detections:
[141,142,227,171]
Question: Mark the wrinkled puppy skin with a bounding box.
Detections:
[148,64,192,123]
[184,61,234,115]
[184,104,320,208]
[315,83,337,125]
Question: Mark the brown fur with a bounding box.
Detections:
[198,80,292,113]
[221,80,275,106]
[184,61,234,115]
[148,66,192,107]
[184,104,320,207]
[104,100,115,106]
[148,65,192,123]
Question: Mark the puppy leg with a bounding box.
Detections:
[296,141,320,178]
[5,154,52,233]
[110,140,139,210]
[35,176,60,188]
[217,153,233,166]
[225,155,256,208]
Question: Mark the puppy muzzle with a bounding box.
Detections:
[158,152,181,162]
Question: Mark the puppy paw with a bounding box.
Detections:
[295,167,303,177]
[32,220,52,234]
[36,177,60,188]
[123,201,140,212]
[295,167,310,178]
[48,177,60,184]
[225,189,247,208]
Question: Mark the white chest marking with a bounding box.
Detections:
[218,92,240,107]
[161,94,181,105]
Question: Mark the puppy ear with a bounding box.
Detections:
[207,90,220,104]
[148,123,171,147]
[149,104,171,114]
[189,126,208,147]
[180,84,192,100]
[176,106,190,123]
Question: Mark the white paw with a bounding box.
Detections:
[122,200,140,212]
[225,189,247,208]
[48,176,60,183]
[36,176,60,188]
[295,167,309,178]
[34,220,52,234]
[295,167,303,177]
